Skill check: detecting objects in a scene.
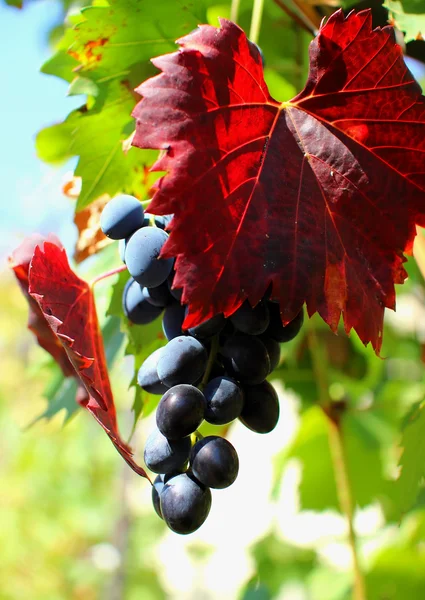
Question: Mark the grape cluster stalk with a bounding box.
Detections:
[101,194,304,534]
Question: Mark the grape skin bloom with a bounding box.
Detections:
[100,194,144,240]
[125,227,174,288]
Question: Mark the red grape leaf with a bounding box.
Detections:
[9,235,77,379]
[132,9,425,354]
[26,240,148,479]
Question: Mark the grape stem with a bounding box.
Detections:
[199,334,220,390]
[307,320,366,600]
[230,0,241,23]
[90,264,127,287]
[249,0,265,45]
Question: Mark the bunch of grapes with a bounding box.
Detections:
[101,194,304,534]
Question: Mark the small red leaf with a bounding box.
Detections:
[14,238,147,478]
[9,235,77,379]
[132,10,425,354]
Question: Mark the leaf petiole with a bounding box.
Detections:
[90,264,127,287]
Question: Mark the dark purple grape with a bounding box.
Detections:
[156,384,206,440]
[125,226,173,287]
[142,282,172,308]
[152,473,184,519]
[190,436,239,489]
[144,428,191,474]
[100,194,144,240]
[157,336,207,387]
[187,313,226,339]
[152,474,165,518]
[162,301,186,341]
[220,335,270,385]
[137,348,168,395]
[122,278,162,325]
[239,380,279,433]
[167,270,183,301]
[218,320,236,345]
[204,376,244,425]
[230,299,270,335]
[266,303,304,342]
[258,334,281,372]
[160,472,212,534]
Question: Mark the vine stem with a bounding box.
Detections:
[307,322,366,600]
[271,0,317,36]
[230,0,241,23]
[90,263,127,287]
[249,0,265,45]
[290,0,321,32]
[327,416,366,600]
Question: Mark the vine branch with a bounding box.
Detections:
[272,0,317,36]
[307,321,366,600]
[327,415,366,600]
[249,0,265,45]
[290,0,321,32]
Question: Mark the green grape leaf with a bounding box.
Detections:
[68,76,99,98]
[107,271,165,424]
[366,544,425,599]
[275,324,382,411]
[41,50,80,83]
[4,0,23,7]
[400,0,424,14]
[385,0,425,41]
[36,80,157,210]
[391,402,425,517]
[341,1,364,7]
[242,533,317,598]
[33,365,82,425]
[307,567,351,600]
[241,587,270,600]
[275,407,386,511]
[48,0,213,83]
[36,0,220,212]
